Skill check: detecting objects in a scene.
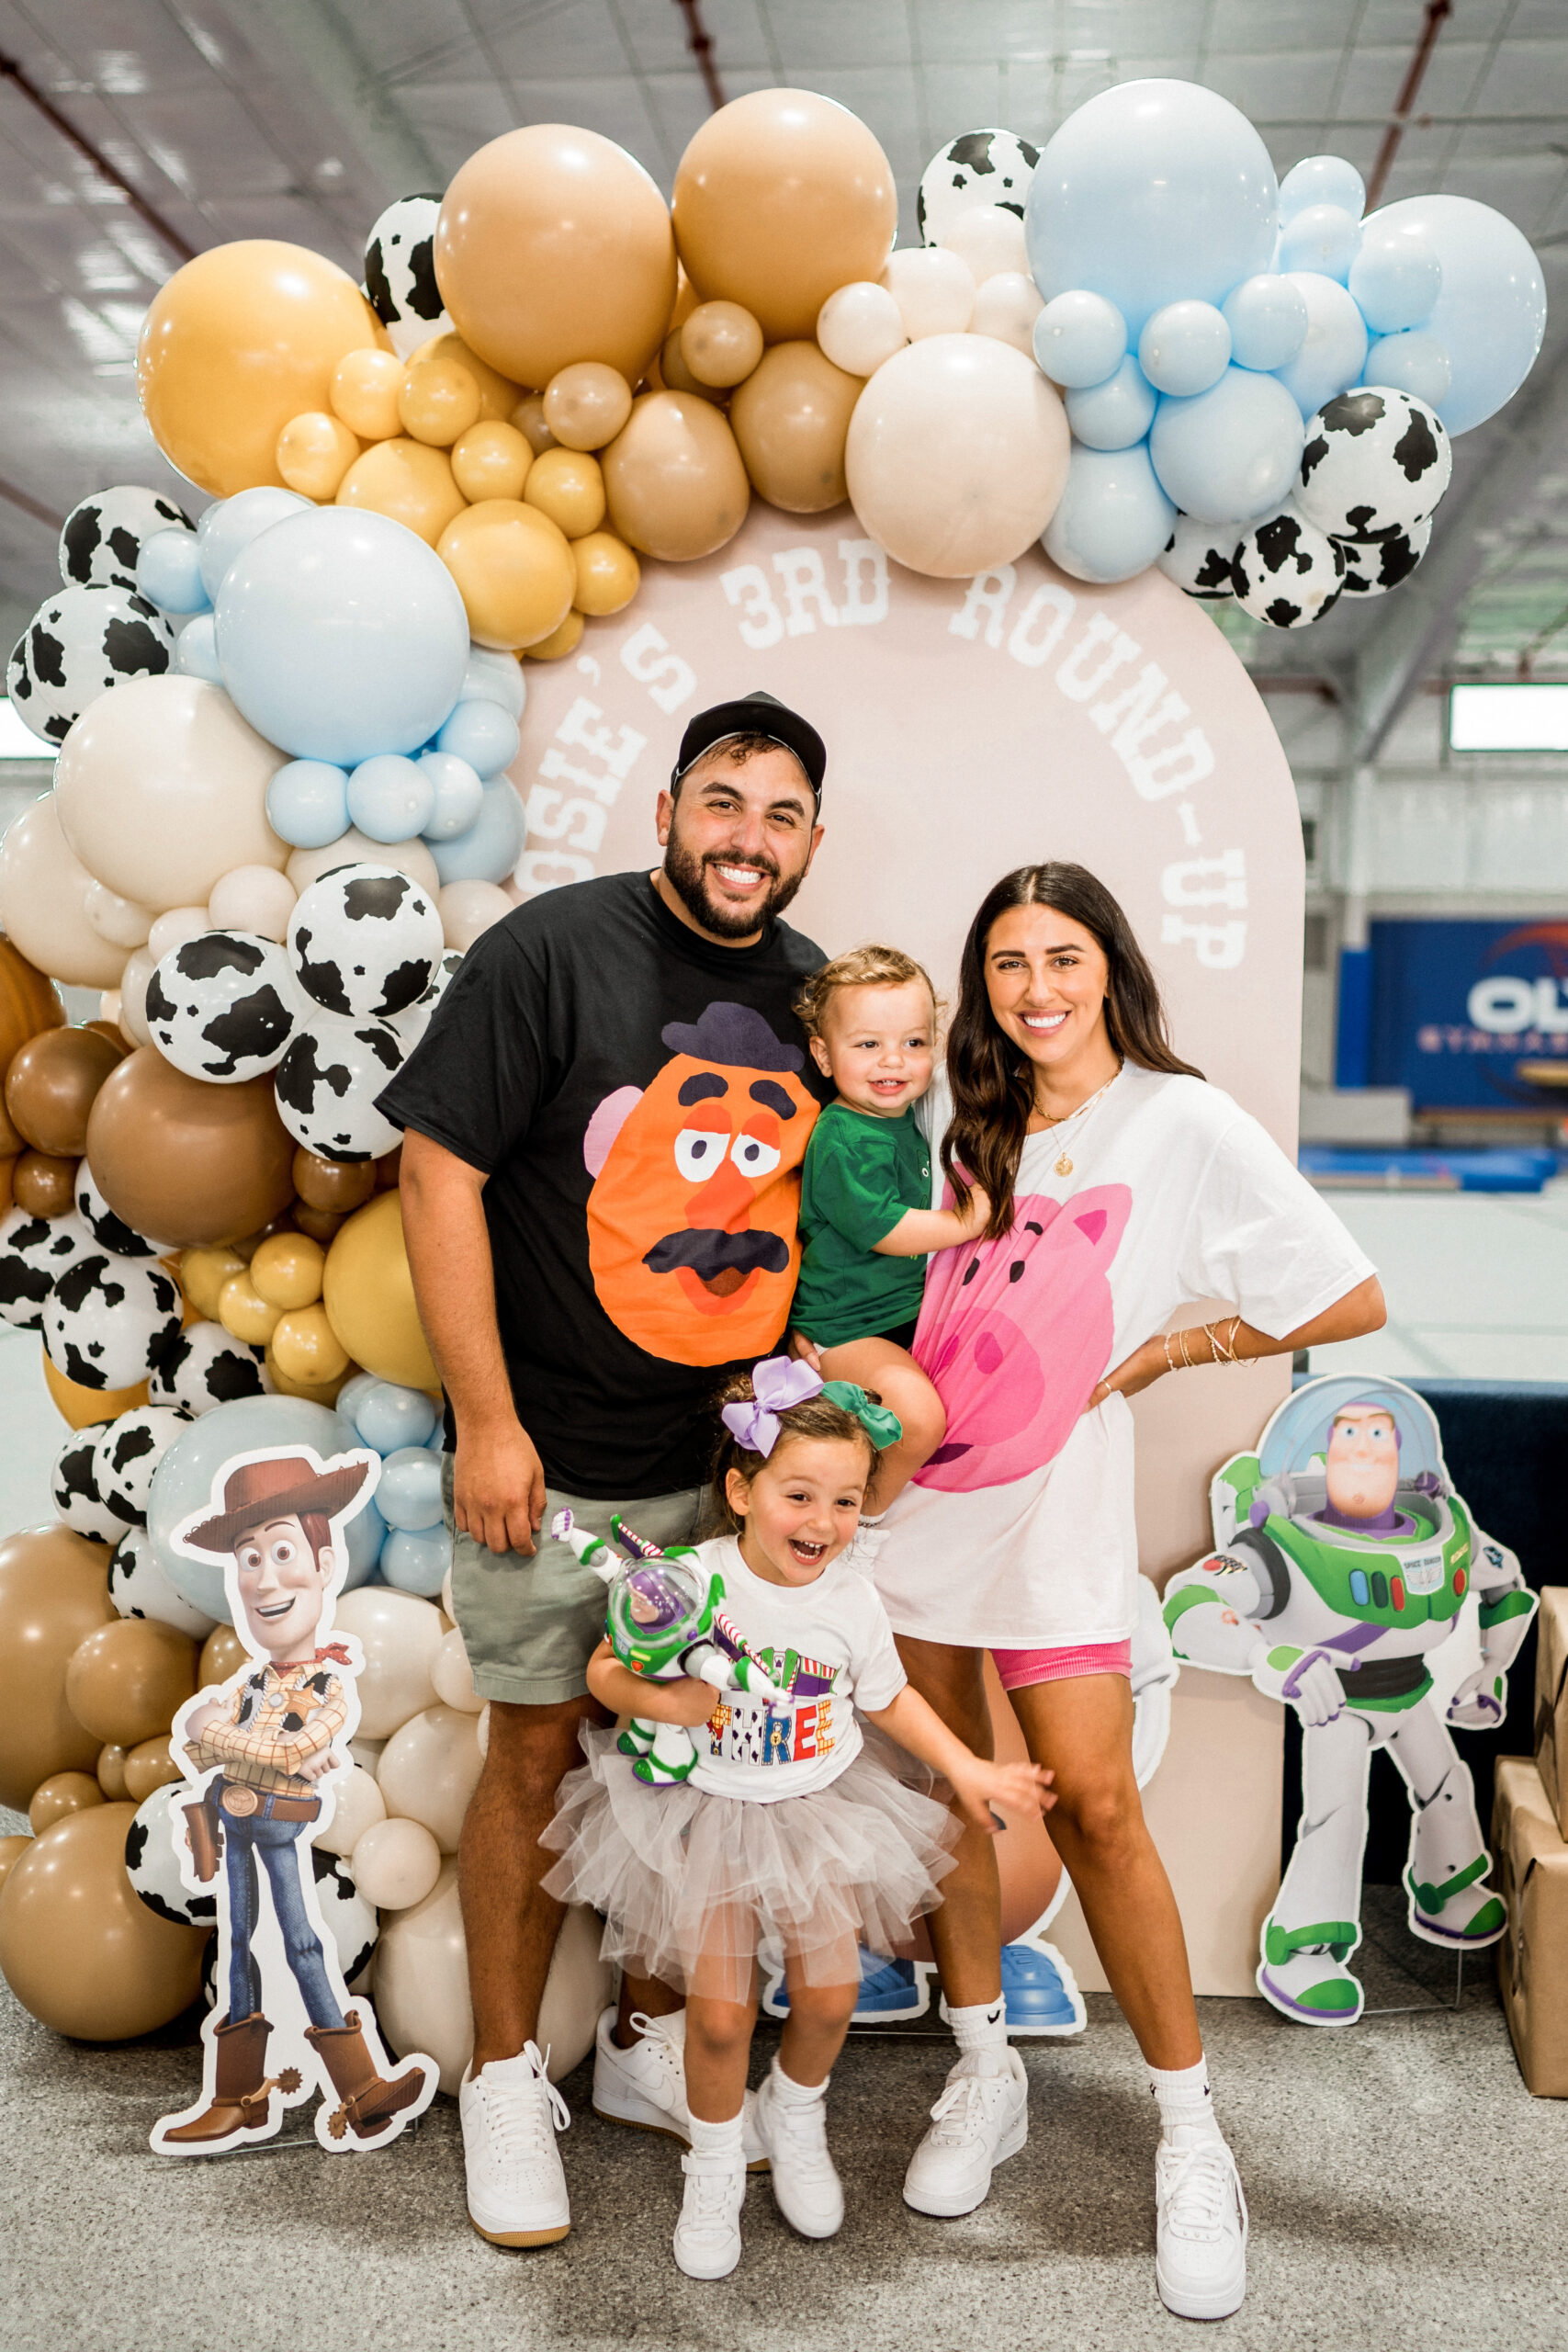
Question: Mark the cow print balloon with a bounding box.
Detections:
[1233,504,1347,629]
[6,582,174,743]
[917,127,1041,244]
[1156,515,1240,601]
[363,192,451,360]
[43,1251,182,1390]
[288,863,443,1022]
[150,1320,272,1416]
[275,1015,407,1161]
[145,930,299,1082]
[391,945,464,1047]
[125,1783,217,1927]
[75,1162,164,1259]
[59,485,194,593]
[1336,514,1434,597]
[0,1205,93,1330]
[1297,387,1452,544]
[312,1845,379,1983]
[109,1524,217,1636]
[51,1419,123,1543]
[93,1404,191,1531]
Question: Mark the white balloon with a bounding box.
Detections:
[941,204,1030,284]
[350,1734,386,1779]
[969,271,1044,356]
[430,1624,484,1713]
[333,1586,443,1737]
[816,281,906,377]
[209,863,297,942]
[285,827,440,899]
[314,1762,387,1858]
[376,1702,482,1852]
[437,878,511,953]
[881,246,976,340]
[351,1815,442,1909]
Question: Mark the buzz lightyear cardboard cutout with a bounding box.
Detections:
[1163,1375,1536,2025]
[152,1444,437,2155]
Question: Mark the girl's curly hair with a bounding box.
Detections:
[706,1371,884,1532]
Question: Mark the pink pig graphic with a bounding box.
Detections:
[910,1184,1131,1491]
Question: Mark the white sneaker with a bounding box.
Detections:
[672,2146,746,2279]
[902,2050,1028,2217]
[459,2044,571,2246]
[752,2070,843,2239]
[592,2007,767,2169]
[1155,2131,1249,2320]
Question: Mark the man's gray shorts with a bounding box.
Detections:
[442,1454,703,1707]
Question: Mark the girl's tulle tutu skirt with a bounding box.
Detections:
[540,1724,960,2004]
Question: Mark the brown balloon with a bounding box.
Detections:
[13,1151,77,1218]
[0,1802,206,2040]
[729,341,861,513]
[85,1048,296,1250]
[292,1146,377,1215]
[0,1096,26,1159]
[290,1201,344,1247]
[83,1019,131,1059]
[0,1835,28,1896]
[603,392,750,563]
[375,1147,403,1192]
[5,1024,122,1156]
[28,1770,106,1834]
[200,1625,247,1686]
[0,934,67,1076]
[96,1743,130,1800]
[0,1525,114,1812]
[123,1736,183,1804]
[64,1618,198,1749]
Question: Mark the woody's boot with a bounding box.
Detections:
[161,2013,298,2146]
[306,2010,428,2143]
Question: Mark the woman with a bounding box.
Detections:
[874,864,1385,2323]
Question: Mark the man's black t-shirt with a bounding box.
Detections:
[377,870,826,1498]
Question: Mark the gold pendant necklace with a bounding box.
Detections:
[1043,1067,1122,1181]
[1055,1150,1074,1178]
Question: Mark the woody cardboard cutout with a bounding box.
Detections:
[152,1444,436,2155]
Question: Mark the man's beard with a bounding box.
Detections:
[662,823,807,939]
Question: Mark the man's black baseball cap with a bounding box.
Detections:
[671,689,826,803]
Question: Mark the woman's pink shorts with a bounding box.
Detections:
[991,1641,1133,1692]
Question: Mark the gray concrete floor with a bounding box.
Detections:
[1,1889,1562,2352]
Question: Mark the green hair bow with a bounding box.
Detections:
[820,1380,903,1451]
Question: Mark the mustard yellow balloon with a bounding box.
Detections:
[398,358,482,448]
[270,1304,351,1387]
[603,392,750,562]
[525,447,605,539]
[322,1190,439,1392]
[331,347,406,440]
[249,1231,326,1312]
[137,240,384,496]
[335,437,468,547]
[408,333,521,422]
[450,420,534,504]
[682,301,763,389]
[41,1351,147,1430]
[178,1247,246,1322]
[218,1269,281,1346]
[523,609,585,662]
[276,410,361,500]
[543,363,633,452]
[263,1343,355,1406]
[571,531,640,617]
[436,499,575,650]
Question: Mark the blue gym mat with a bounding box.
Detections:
[1299,1147,1559,1193]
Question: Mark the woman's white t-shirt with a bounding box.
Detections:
[685,1535,908,1803]
[874,1067,1376,1650]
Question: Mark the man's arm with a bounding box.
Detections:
[400,1129,547,1557]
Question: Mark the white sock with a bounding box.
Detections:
[687,2110,745,2158]
[1147,2056,1223,2144]
[948,1995,1010,2076]
[771,2052,829,2106]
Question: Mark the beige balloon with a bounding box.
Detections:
[54,677,285,914]
[543,363,632,452]
[333,1587,442,1739]
[350,1814,442,1910]
[0,798,129,989]
[941,205,1030,285]
[729,342,862,514]
[971,271,1046,356]
[437,879,511,952]
[285,829,440,899]
[430,1625,484,1714]
[882,246,976,340]
[84,883,152,951]
[207,864,297,941]
[603,392,750,562]
[313,1760,386,1857]
[817,280,906,377]
[845,332,1071,577]
[376,1703,482,1853]
[682,301,763,390]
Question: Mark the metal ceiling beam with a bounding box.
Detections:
[223,0,445,205]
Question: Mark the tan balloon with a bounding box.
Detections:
[0,1802,205,2040]
[54,677,285,915]
[28,1770,106,1834]
[398,357,482,448]
[122,1736,183,1803]
[729,341,862,513]
[330,348,406,440]
[178,1246,246,1321]
[436,125,675,390]
[350,1814,442,1910]
[449,419,533,503]
[674,91,897,343]
[509,393,558,457]
[436,499,575,651]
[0,797,129,989]
[96,1742,130,1799]
[0,1525,113,1811]
[250,1231,326,1311]
[335,437,467,547]
[219,1269,281,1345]
[85,1050,297,1250]
[199,1625,246,1685]
[603,392,750,562]
[64,1619,197,1748]
[0,1836,28,1896]
[570,531,640,617]
[524,447,605,539]
[276,410,361,499]
[333,1587,442,1739]
[522,609,585,662]
[322,1190,440,1392]
[658,328,726,407]
[682,301,763,389]
[407,333,521,422]
[543,363,632,451]
[313,1762,385,1858]
[263,1340,353,1406]
[844,333,1071,576]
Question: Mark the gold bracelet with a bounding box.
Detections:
[1163,1330,1177,1374]
[1229,1314,1254,1364]
[1178,1326,1194,1369]
[1209,1319,1235,1366]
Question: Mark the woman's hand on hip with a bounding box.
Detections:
[1085,1334,1168,1411]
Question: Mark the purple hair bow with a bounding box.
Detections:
[721,1355,824,1456]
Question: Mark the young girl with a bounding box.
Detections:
[540,1360,1052,2282]
[790,945,990,1509]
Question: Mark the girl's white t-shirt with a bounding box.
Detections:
[874,1066,1376,1650]
[683,1535,907,1803]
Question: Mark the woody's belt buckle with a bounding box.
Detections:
[220,1784,260,1817]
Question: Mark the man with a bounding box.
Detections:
[379,689,829,2245]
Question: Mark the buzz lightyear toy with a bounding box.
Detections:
[1163,1374,1535,2026]
[552,1510,784,1785]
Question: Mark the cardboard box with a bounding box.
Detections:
[1493,1755,1568,2097]
[1534,1587,1568,1840]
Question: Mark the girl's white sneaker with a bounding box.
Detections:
[752,2071,844,2238]
[672,2146,747,2279]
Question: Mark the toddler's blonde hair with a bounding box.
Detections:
[794,943,942,1041]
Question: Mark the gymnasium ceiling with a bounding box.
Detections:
[0,0,1565,740]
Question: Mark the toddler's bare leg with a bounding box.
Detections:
[777,1942,860,2086]
[818,1337,945,1509]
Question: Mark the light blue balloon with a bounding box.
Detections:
[147,1395,357,1623]
[1366,193,1546,435]
[377,1445,443,1532]
[1149,367,1305,524]
[1032,290,1127,389]
[424,1420,447,1453]
[197,488,311,602]
[380,1523,451,1598]
[174,612,223,684]
[1348,221,1442,334]
[344,1497,385,1586]
[214,506,469,764]
[1043,442,1177,584]
[1365,329,1452,409]
[434,696,521,780]
[1137,301,1232,398]
[353,1379,437,1455]
[137,528,208,615]
[334,1374,380,1430]
[455,646,526,722]
[266,758,351,850]
[418,752,486,841]
[1279,154,1366,224]
[1027,80,1277,335]
[428,777,525,887]
[346,753,436,844]
[1223,275,1309,371]
[1272,273,1369,419]
[1065,357,1157,451]
[1277,204,1360,287]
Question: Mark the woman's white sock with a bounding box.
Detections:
[948,1996,1010,2076]
[1146,2055,1223,2143]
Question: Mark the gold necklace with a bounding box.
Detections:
[1036,1067,1122,1178]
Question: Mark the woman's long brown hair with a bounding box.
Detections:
[942,863,1203,1238]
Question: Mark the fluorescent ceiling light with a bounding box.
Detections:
[1449,683,1568,752]
[0,700,54,759]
